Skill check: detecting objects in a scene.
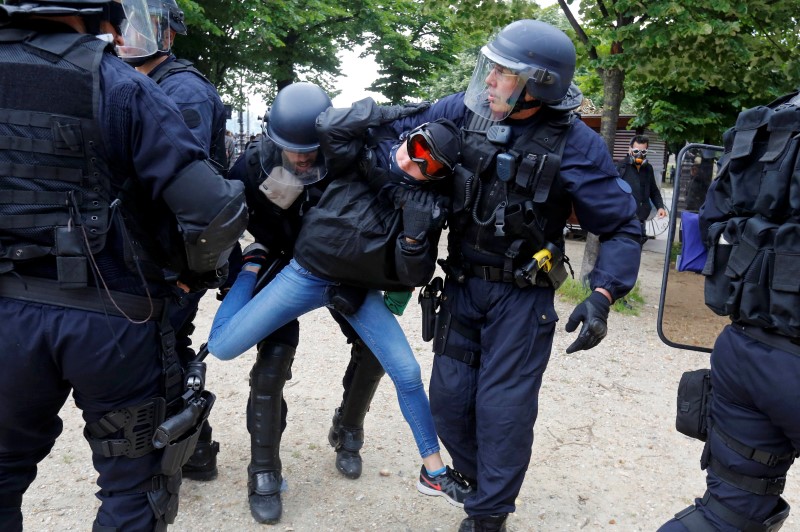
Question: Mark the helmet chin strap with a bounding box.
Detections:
[510,86,542,114]
[124,50,169,67]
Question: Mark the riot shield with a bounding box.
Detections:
[657,143,729,352]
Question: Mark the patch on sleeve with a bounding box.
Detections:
[615,177,632,194]
[180,108,202,129]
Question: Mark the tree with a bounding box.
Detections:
[174,0,372,103]
[626,0,800,146]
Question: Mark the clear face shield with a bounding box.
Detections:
[258,147,327,210]
[116,0,158,60]
[463,46,532,122]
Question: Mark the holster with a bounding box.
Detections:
[419,277,443,342]
[154,389,216,476]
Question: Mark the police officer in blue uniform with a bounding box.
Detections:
[381,20,641,531]
[0,1,247,530]
[225,82,388,524]
[123,0,229,481]
[659,91,800,532]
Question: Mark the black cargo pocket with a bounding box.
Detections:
[676,368,712,441]
[703,219,742,316]
[735,218,777,328]
[770,222,800,337]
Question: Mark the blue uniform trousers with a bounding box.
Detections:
[0,297,165,531]
[659,326,800,531]
[429,277,558,517]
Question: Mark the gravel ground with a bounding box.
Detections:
[21,238,797,531]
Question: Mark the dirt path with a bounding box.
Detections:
[21,239,797,531]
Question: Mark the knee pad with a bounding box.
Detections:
[250,343,295,396]
[675,491,790,532]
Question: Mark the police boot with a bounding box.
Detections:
[458,514,508,532]
[247,342,294,524]
[327,339,385,479]
[181,422,219,481]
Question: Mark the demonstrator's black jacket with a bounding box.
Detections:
[294,98,445,291]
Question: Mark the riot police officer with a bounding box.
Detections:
[225,82,386,524]
[122,0,229,481]
[380,19,642,531]
[0,1,247,530]
[658,91,800,532]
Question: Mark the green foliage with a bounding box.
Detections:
[557,278,644,316]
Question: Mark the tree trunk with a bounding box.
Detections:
[579,65,625,285]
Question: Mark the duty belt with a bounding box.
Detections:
[0,274,165,321]
[733,323,800,356]
[468,264,513,283]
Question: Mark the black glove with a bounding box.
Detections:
[564,291,610,354]
[402,189,444,241]
[180,264,229,293]
[378,101,431,123]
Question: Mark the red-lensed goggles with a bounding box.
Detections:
[406,128,454,180]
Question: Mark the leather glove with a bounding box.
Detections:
[179,263,229,293]
[378,101,431,123]
[564,291,610,353]
[402,189,444,241]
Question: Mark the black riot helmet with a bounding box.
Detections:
[150,0,186,35]
[464,19,577,121]
[263,82,332,153]
[257,83,332,206]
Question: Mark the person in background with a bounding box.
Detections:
[121,0,230,482]
[0,0,247,529]
[617,135,668,243]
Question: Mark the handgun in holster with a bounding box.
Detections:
[153,343,216,475]
[514,241,568,289]
[419,276,444,342]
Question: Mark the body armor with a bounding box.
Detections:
[703,92,800,339]
[450,108,576,275]
[0,30,114,285]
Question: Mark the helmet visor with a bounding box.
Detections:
[116,0,158,60]
[406,128,453,180]
[464,46,531,121]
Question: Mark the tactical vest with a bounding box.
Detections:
[150,58,228,172]
[703,91,800,339]
[0,30,114,286]
[451,109,576,268]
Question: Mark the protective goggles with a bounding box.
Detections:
[631,148,648,156]
[406,128,453,180]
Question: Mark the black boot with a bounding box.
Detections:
[247,342,294,524]
[248,468,283,524]
[458,514,508,532]
[182,422,219,481]
[328,408,364,479]
[327,340,385,479]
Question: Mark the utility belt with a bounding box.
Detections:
[0,274,165,321]
[448,240,569,290]
[733,322,800,356]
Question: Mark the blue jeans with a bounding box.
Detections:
[208,259,440,458]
